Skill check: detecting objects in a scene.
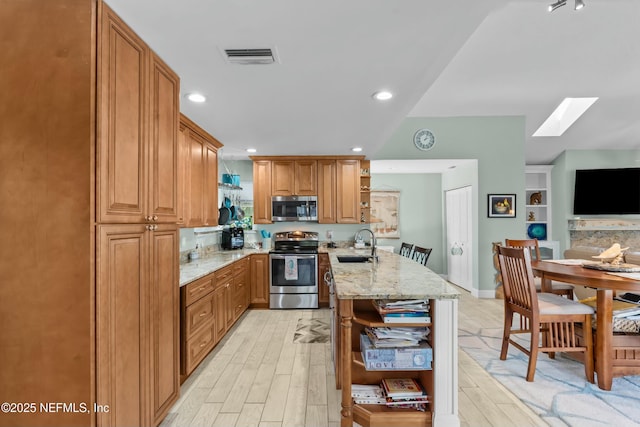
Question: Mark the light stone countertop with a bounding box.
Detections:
[179,248,269,287]
[329,248,460,300]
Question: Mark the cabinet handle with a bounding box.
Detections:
[145,225,151,231]
[146,215,153,221]
[199,312,207,317]
[152,215,158,221]
[200,342,206,348]
[199,286,206,291]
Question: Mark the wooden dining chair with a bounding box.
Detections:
[497,245,594,383]
[505,238,575,300]
[399,242,414,258]
[411,246,432,266]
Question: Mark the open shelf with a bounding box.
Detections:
[353,310,432,328]
[353,402,431,427]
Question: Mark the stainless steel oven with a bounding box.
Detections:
[269,231,319,309]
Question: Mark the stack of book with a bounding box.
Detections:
[351,379,429,411]
[381,378,429,411]
[373,299,431,324]
[351,384,387,405]
[364,326,430,348]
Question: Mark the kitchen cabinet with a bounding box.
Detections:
[253,160,272,224]
[359,159,371,223]
[98,9,180,225]
[233,258,250,319]
[179,114,223,228]
[181,274,216,376]
[318,253,331,306]
[97,5,180,427]
[97,223,179,427]
[317,160,337,223]
[336,159,361,224]
[250,254,270,308]
[271,159,317,196]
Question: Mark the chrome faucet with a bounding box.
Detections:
[355,228,377,259]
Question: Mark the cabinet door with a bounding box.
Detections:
[97,224,149,427]
[149,225,179,424]
[253,160,272,224]
[148,53,179,223]
[204,143,218,226]
[177,124,188,225]
[295,160,317,195]
[185,131,206,227]
[213,286,226,345]
[271,160,295,196]
[98,7,148,223]
[317,160,337,223]
[336,159,360,224]
[318,253,330,305]
[250,254,269,307]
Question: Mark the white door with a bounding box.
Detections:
[446,186,472,291]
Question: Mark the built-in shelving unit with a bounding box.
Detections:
[525,165,553,241]
[346,299,434,427]
[360,160,371,223]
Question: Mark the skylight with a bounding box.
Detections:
[533,97,598,137]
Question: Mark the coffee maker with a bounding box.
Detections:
[221,227,244,250]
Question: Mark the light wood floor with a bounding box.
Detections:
[162,289,547,427]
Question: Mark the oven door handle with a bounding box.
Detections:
[269,254,317,260]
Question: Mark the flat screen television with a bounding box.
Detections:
[573,168,640,215]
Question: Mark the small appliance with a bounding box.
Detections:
[221,227,244,250]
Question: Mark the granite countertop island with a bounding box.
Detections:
[328,248,460,301]
[332,248,461,427]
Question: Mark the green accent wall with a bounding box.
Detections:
[374,116,526,296]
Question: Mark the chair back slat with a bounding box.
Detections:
[505,238,541,261]
[497,246,538,314]
[411,246,432,266]
[399,242,414,258]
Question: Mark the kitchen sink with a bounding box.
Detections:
[337,255,373,263]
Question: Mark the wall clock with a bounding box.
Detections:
[413,129,436,151]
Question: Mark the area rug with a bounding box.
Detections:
[459,326,640,426]
[293,318,330,343]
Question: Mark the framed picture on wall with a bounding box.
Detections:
[488,194,516,218]
[371,190,400,238]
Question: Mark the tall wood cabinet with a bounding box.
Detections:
[1,2,180,426]
[336,159,361,224]
[253,160,272,224]
[178,114,222,228]
[97,3,180,427]
[318,160,337,224]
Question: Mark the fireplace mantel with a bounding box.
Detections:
[569,219,640,231]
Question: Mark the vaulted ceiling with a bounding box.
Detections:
[106,0,640,165]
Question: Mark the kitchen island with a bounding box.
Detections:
[329,249,460,427]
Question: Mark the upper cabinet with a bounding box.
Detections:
[271,159,317,196]
[179,114,223,228]
[253,160,272,224]
[97,11,179,224]
[252,156,362,224]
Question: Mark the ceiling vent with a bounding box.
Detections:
[224,48,277,65]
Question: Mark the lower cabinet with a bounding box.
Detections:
[97,224,179,427]
[250,253,269,308]
[180,256,255,379]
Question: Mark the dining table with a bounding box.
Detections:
[531,259,640,390]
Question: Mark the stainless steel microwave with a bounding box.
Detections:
[272,195,318,222]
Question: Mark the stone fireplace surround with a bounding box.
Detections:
[569,219,640,251]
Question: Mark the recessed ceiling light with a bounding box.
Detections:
[533,97,598,137]
[186,93,206,103]
[246,148,257,153]
[352,147,363,152]
[372,91,393,101]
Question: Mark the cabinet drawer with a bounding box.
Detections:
[216,265,233,286]
[184,275,214,306]
[233,257,249,275]
[185,292,215,339]
[184,321,215,375]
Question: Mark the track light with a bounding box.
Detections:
[548,0,567,12]
[575,0,585,10]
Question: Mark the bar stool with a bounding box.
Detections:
[399,242,413,258]
[411,246,432,266]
